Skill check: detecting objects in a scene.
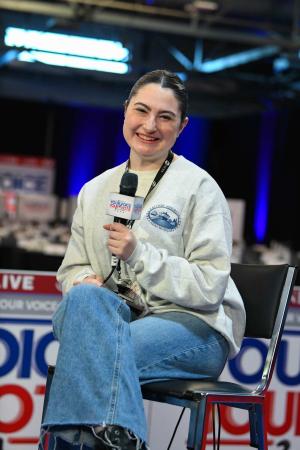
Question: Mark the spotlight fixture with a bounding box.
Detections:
[4,27,130,74]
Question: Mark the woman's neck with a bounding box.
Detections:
[129,151,177,171]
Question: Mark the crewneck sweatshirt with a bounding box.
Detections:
[57,156,246,357]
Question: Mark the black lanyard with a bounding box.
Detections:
[123,150,174,230]
[113,150,174,277]
[125,150,174,205]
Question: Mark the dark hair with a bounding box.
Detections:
[126,69,188,122]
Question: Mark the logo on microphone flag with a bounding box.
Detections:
[107,193,143,220]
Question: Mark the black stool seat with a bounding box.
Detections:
[142,379,253,398]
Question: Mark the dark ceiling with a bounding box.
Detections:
[1,0,300,117]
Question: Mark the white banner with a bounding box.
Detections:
[0,155,55,195]
[0,270,60,449]
[0,271,299,450]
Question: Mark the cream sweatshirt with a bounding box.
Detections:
[57,156,246,357]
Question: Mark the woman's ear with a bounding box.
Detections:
[123,99,129,115]
[178,116,189,136]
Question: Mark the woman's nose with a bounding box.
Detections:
[143,115,157,131]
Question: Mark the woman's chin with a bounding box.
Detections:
[132,149,159,160]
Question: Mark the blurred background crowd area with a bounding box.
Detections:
[1,188,299,275]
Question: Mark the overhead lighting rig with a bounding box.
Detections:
[3,26,130,74]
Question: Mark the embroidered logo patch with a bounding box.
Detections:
[146,205,180,231]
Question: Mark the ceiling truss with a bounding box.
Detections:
[0,0,300,117]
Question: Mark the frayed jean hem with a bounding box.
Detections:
[39,425,149,450]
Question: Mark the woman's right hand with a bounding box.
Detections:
[73,275,103,287]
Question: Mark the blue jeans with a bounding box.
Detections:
[41,284,229,448]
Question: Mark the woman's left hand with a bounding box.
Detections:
[103,223,137,261]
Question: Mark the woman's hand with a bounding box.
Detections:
[73,275,103,287]
[103,222,137,261]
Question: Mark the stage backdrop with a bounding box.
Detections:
[0,269,299,450]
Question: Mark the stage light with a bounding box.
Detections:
[4,27,130,74]
[273,56,290,73]
[18,50,129,74]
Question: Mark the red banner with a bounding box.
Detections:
[0,271,61,295]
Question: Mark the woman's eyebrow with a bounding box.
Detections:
[133,102,177,117]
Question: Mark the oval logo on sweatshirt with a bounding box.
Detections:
[146,205,180,231]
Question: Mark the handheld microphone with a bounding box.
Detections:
[106,173,143,225]
[107,172,143,268]
[114,173,138,225]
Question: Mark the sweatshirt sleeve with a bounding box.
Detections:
[125,191,233,312]
[56,187,96,294]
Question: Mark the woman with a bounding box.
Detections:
[40,69,246,450]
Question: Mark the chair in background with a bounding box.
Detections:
[141,263,297,450]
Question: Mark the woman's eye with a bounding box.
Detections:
[160,115,172,120]
[136,108,147,113]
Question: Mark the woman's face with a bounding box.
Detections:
[123,83,188,165]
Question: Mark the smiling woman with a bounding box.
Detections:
[123,83,188,169]
[122,70,189,171]
[39,69,246,450]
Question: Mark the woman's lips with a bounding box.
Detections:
[136,133,159,142]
